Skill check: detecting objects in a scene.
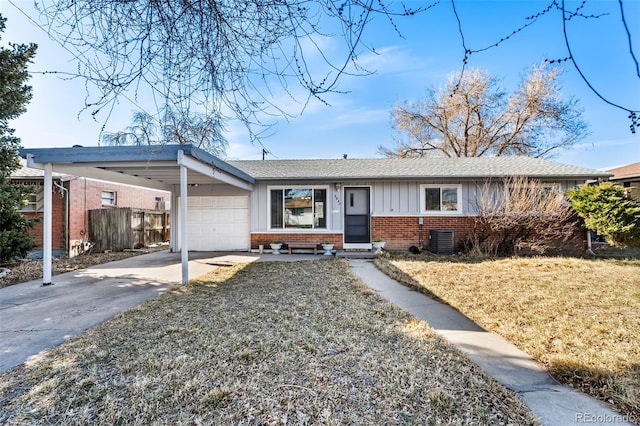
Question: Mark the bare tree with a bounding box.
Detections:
[449,0,639,133]
[102,108,228,157]
[15,0,635,143]
[34,0,429,142]
[380,65,589,159]
[161,108,227,157]
[101,112,159,147]
[467,176,580,256]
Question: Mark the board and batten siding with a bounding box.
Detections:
[248,178,582,233]
[250,180,486,233]
[371,181,477,216]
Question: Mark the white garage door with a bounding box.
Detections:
[186,196,250,251]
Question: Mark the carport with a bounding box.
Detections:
[20,144,255,285]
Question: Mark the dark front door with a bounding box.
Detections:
[344,187,370,243]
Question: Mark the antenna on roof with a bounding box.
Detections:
[343,154,348,159]
[262,148,269,160]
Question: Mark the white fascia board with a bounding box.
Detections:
[177,151,254,191]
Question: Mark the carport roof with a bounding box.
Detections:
[19,144,255,191]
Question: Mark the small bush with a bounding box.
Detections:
[567,182,640,247]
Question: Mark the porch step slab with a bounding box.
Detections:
[335,250,377,259]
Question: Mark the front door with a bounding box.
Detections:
[344,187,370,244]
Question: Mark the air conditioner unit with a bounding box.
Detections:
[429,229,454,255]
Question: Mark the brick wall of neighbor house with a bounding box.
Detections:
[66,178,170,255]
[372,216,476,252]
[23,191,66,251]
[251,233,343,250]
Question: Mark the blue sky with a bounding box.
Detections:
[2,0,639,169]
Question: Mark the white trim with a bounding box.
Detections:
[43,163,52,285]
[179,155,189,285]
[419,184,463,215]
[177,152,254,191]
[267,185,330,231]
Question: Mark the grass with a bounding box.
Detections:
[375,254,640,420]
[0,260,538,425]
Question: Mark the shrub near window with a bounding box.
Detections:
[468,176,578,256]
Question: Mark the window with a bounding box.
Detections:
[421,185,461,213]
[102,190,116,206]
[270,187,327,229]
[155,196,166,210]
[507,183,562,204]
[20,193,38,211]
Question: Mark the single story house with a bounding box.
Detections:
[20,144,609,284]
[606,161,640,201]
[11,159,170,257]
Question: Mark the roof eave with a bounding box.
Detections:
[19,144,255,186]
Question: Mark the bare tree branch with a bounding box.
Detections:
[101,107,228,157]
[381,65,589,158]
[34,0,430,143]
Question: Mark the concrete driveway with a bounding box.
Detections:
[0,250,291,373]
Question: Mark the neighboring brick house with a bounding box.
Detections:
[606,162,640,201]
[12,160,170,257]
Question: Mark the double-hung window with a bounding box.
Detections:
[270,187,327,229]
[420,184,462,214]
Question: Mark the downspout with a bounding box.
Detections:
[53,180,69,256]
[586,230,595,256]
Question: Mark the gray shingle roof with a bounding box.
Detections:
[229,156,610,181]
[11,159,66,179]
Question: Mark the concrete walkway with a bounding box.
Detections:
[348,259,633,426]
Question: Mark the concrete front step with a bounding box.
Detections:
[335,250,378,259]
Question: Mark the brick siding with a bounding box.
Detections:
[22,191,66,250]
[251,233,343,250]
[67,178,170,245]
[372,216,476,252]
[23,177,169,255]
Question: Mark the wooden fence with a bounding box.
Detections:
[89,208,170,252]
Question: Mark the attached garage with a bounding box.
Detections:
[186,196,250,251]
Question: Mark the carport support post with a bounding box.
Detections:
[179,153,189,284]
[43,163,53,285]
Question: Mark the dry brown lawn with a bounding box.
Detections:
[0,260,538,425]
[375,254,640,420]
